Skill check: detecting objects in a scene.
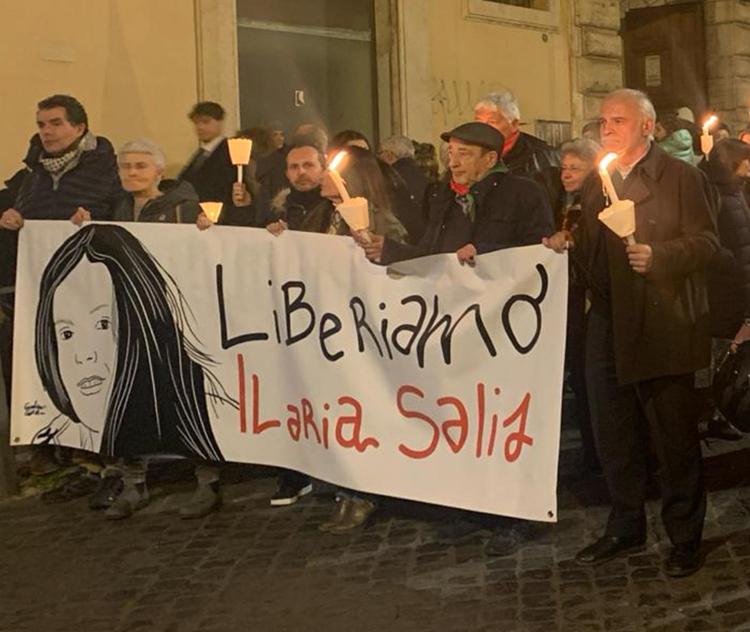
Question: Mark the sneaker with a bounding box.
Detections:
[88,475,124,510]
[105,483,149,520]
[179,481,222,519]
[270,478,312,507]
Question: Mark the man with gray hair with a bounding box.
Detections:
[544,88,718,576]
[378,135,429,211]
[475,90,563,221]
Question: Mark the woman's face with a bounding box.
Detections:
[53,261,116,428]
[118,152,162,195]
[560,154,592,193]
[737,158,750,179]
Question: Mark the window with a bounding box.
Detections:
[465,0,558,31]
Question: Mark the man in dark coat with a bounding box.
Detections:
[545,89,718,577]
[475,91,564,225]
[361,122,553,266]
[178,101,236,205]
[266,138,327,231]
[0,93,121,475]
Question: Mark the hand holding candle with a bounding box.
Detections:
[597,152,636,245]
[199,201,223,224]
[228,137,253,183]
[701,115,718,159]
[337,196,371,243]
[327,151,351,202]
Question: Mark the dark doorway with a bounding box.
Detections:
[622,2,707,119]
[236,0,377,144]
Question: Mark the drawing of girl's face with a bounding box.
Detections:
[53,261,117,429]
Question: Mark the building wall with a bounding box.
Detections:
[0,1,199,180]
[398,0,573,148]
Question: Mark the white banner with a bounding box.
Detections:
[10,221,567,521]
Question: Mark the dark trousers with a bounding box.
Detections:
[585,307,706,546]
[0,292,13,408]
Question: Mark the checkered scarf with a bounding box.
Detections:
[39,146,79,175]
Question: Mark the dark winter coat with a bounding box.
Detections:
[0,168,29,288]
[701,159,750,339]
[381,168,554,264]
[382,158,426,244]
[178,138,236,205]
[573,143,718,385]
[14,132,121,221]
[503,132,565,226]
[268,186,325,230]
[111,180,202,224]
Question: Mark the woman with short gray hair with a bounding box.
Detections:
[113,138,202,223]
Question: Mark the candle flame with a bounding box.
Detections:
[328,150,347,172]
[702,115,718,134]
[599,152,617,173]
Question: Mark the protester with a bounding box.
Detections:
[359,121,554,555]
[242,126,287,200]
[331,129,425,244]
[413,141,441,184]
[267,136,326,231]
[559,138,601,473]
[268,145,407,533]
[0,93,121,480]
[697,139,750,441]
[266,120,286,152]
[378,135,429,209]
[544,88,717,577]
[655,113,699,165]
[713,123,732,142]
[474,90,564,220]
[179,101,236,205]
[364,122,553,268]
[113,139,201,224]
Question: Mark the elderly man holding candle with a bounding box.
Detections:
[544,88,718,577]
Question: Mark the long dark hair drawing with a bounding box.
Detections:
[34,224,234,461]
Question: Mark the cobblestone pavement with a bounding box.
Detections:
[3,431,750,632]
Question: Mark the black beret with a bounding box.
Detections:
[440,122,505,155]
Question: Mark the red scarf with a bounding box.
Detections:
[502,130,520,157]
[450,180,470,196]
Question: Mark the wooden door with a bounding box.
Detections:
[622,2,707,118]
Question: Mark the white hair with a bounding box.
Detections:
[604,89,656,124]
[119,138,166,170]
[379,135,415,160]
[560,138,600,164]
[474,90,521,121]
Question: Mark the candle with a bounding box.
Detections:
[701,114,718,159]
[228,137,253,183]
[598,153,619,204]
[328,151,351,202]
[200,201,223,223]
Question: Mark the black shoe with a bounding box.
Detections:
[575,535,646,565]
[664,543,702,577]
[88,475,124,510]
[699,417,744,442]
[270,478,312,507]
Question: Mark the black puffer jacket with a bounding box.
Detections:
[702,159,750,338]
[0,168,29,288]
[14,132,121,220]
[503,132,564,226]
[112,179,201,224]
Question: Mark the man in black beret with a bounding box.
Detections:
[359,121,554,267]
[357,122,555,556]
